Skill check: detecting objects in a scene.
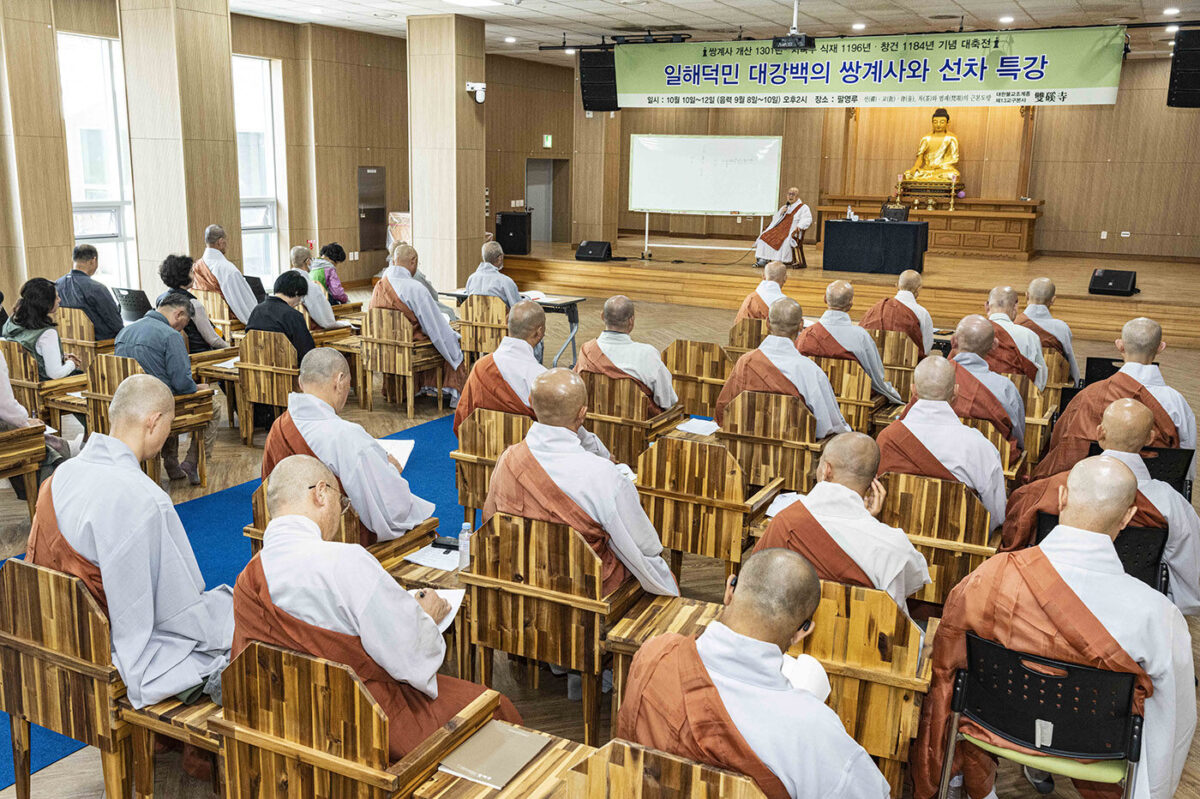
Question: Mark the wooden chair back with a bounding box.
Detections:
[236,330,298,408]
[727,317,767,360]
[563,740,766,798]
[84,354,142,435]
[661,339,731,418]
[1044,348,1071,387]
[194,289,240,334]
[459,295,508,361]
[1002,371,1055,466]
[57,307,115,373]
[1,340,44,417]
[578,370,682,468]
[791,580,931,793]
[960,416,1025,483]
[879,472,994,605]
[244,477,365,553]
[449,409,532,522]
[636,436,778,577]
[0,560,122,753]
[360,307,423,378]
[715,391,820,492]
[869,329,920,404]
[812,355,875,433]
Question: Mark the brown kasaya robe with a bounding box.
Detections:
[452,354,533,435]
[484,441,631,596]
[794,322,857,363]
[1034,372,1179,479]
[901,361,1021,461]
[860,297,925,357]
[1015,313,1065,357]
[713,349,802,427]
[617,633,791,799]
[758,205,803,252]
[876,422,957,483]
[999,469,1167,552]
[369,278,467,392]
[232,557,521,761]
[190,261,221,295]
[573,340,662,416]
[26,477,107,611]
[910,547,1151,799]
[753,496,873,589]
[733,291,770,324]
[950,322,1037,383]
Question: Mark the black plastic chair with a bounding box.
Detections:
[1084,357,1162,386]
[937,633,1143,799]
[112,287,152,324]
[1085,442,1193,500]
[1035,512,1169,594]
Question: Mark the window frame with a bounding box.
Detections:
[232,54,282,277]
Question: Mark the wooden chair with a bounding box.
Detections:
[57,306,116,374]
[879,472,995,606]
[0,424,47,521]
[0,559,222,799]
[1003,371,1056,467]
[577,370,684,468]
[661,339,731,418]
[563,740,766,798]
[727,317,767,361]
[1044,347,1072,389]
[811,355,884,433]
[715,390,823,492]
[360,308,446,418]
[869,328,920,404]
[193,289,242,338]
[459,512,645,746]
[0,340,87,425]
[458,295,508,367]
[234,330,298,447]
[960,416,1028,485]
[635,436,780,580]
[606,582,934,796]
[86,354,216,486]
[211,641,502,799]
[449,408,532,524]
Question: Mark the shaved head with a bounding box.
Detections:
[1059,456,1138,538]
[530,368,587,428]
[825,280,854,312]
[764,261,788,286]
[602,295,636,333]
[768,297,803,339]
[955,314,995,355]
[391,243,417,270]
[898,270,922,293]
[507,300,546,340]
[1098,398,1155,454]
[1120,317,1163,363]
[818,432,880,495]
[299,347,349,386]
[725,548,821,648]
[110,374,174,427]
[266,454,337,518]
[913,355,956,402]
[1027,277,1055,305]
[986,285,1018,317]
[289,245,311,269]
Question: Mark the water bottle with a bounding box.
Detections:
[458,522,472,570]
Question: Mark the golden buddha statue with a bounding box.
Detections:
[903,107,960,182]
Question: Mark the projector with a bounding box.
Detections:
[772,34,816,50]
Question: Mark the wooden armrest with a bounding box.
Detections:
[41,374,88,394]
[367,519,438,564]
[96,338,116,348]
[459,572,608,614]
[745,477,784,518]
[918,617,940,681]
[386,690,500,795]
[905,534,995,558]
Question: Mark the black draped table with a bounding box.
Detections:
[822,219,928,275]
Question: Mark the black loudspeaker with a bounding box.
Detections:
[1088,268,1138,296]
[580,50,619,112]
[1168,29,1200,108]
[495,212,531,255]
[575,240,613,262]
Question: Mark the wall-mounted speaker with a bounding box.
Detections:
[580,50,619,112]
[1167,29,1200,108]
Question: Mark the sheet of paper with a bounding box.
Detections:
[66,391,84,400]
[41,424,57,435]
[403,542,463,571]
[522,289,546,300]
[676,417,719,436]
[409,588,466,634]
[376,438,415,470]
[214,356,240,369]
[766,492,802,518]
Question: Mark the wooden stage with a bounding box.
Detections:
[506,235,1200,347]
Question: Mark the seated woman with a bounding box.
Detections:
[2,278,81,380]
[0,348,70,500]
[309,243,349,305]
[158,254,230,353]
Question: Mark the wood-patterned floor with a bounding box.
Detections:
[2,287,1197,798]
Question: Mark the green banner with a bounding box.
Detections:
[614,26,1125,108]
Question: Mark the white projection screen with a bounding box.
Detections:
[628,134,782,216]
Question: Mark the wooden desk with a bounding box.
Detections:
[817,194,1043,260]
[413,725,591,799]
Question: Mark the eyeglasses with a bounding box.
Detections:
[307,482,351,511]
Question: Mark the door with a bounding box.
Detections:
[525,159,554,242]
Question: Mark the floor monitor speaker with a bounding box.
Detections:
[1088,268,1138,297]
[575,241,612,262]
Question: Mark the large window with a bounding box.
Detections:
[233,55,280,278]
[57,33,137,288]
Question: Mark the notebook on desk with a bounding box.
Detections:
[438,721,551,790]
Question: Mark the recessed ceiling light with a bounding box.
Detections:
[1164,7,1180,14]
[852,23,865,30]
[504,36,517,43]
[444,0,501,7]
[999,15,1014,24]
[564,48,576,55]
[1166,24,1179,32]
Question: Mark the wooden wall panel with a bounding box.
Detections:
[1030,59,1200,258]
[53,0,118,37]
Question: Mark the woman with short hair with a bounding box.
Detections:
[158,254,230,352]
[2,278,80,379]
[310,242,349,305]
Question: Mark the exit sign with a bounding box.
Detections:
[542,134,552,148]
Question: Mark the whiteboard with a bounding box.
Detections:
[628,135,782,216]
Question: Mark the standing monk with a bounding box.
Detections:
[754,187,811,268]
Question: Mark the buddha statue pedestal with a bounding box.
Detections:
[898,179,964,211]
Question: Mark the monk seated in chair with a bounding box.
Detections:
[574,295,678,415]
[796,281,903,405]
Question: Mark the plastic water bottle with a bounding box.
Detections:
[458,522,472,570]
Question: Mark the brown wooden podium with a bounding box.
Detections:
[817,194,1042,261]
